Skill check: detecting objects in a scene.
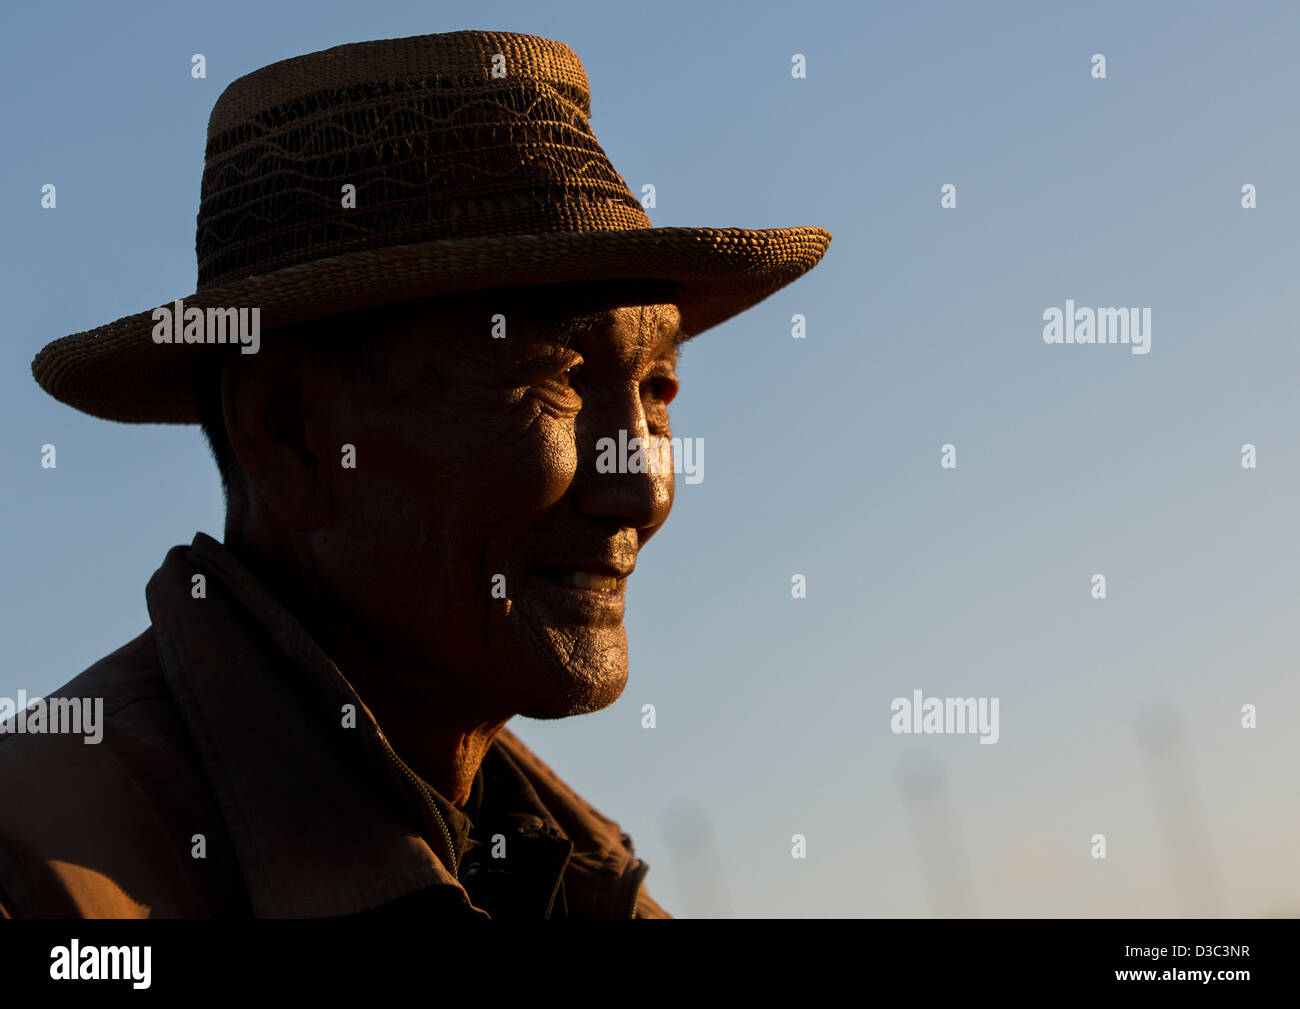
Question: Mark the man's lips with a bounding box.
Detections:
[530,564,631,593]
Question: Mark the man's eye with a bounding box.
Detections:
[535,358,582,398]
[545,365,581,394]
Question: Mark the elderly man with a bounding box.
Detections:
[2,30,829,918]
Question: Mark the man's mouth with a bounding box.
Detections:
[518,557,636,625]
[532,567,625,593]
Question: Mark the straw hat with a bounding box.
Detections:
[31,30,832,423]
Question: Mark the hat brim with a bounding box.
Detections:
[31,226,831,424]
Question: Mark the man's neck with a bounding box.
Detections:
[225,533,509,808]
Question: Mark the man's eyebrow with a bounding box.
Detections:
[547,311,611,349]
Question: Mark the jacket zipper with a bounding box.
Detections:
[375,729,459,876]
[329,656,460,879]
[624,860,649,918]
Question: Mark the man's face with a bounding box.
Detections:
[309,284,682,720]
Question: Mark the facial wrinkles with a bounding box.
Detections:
[607,304,677,373]
[402,303,676,518]
[506,306,677,663]
[421,320,575,669]
[594,305,679,462]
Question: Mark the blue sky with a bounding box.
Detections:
[4,0,1299,916]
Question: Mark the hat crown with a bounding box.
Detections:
[197,31,651,289]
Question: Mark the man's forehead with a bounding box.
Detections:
[316,283,686,375]
[392,286,685,350]
[462,279,681,337]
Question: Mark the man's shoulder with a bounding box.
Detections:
[22,628,170,713]
[0,630,243,918]
[0,628,177,776]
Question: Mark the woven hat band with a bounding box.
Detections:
[196,33,651,289]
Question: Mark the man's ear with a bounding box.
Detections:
[221,340,334,532]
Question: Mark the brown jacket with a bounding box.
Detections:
[0,533,669,919]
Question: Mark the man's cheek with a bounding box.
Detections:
[538,420,579,502]
[480,411,577,512]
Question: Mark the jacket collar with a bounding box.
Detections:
[145,533,643,917]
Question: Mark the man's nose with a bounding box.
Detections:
[570,388,673,532]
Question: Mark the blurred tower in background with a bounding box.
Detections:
[1135,701,1228,917]
[662,797,735,918]
[897,752,980,917]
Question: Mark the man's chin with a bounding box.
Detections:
[508,599,630,717]
[512,648,628,718]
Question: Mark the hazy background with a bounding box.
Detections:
[3,0,1298,917]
